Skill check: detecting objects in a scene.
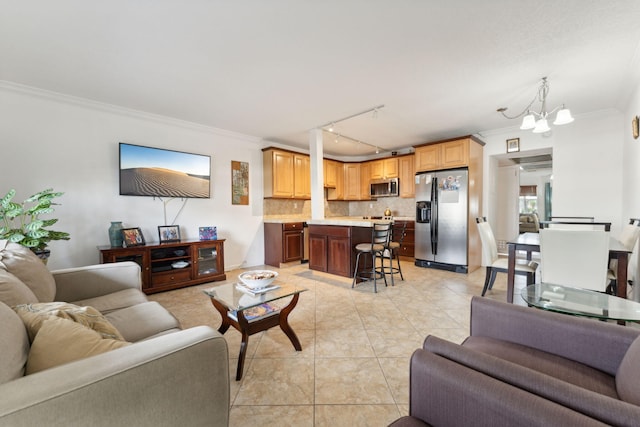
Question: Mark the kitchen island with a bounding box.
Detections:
[306,218,392,278]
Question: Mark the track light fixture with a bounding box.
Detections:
[316,104,385,155]
[497,77,574,134]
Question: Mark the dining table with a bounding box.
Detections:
[506,232,632,303]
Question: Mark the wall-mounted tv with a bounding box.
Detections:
[119,143,211,198]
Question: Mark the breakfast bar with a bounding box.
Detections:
[306,218,392,278]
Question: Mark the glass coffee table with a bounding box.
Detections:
[521,283,640,323]
[204,281,307,380]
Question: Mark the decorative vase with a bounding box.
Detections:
[108,221,124,247]
[33,248,51,265]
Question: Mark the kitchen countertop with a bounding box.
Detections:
[264,216,413,227]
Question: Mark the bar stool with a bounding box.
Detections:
[382,221,406,286]
[352,222,392,293]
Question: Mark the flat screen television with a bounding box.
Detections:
[119,143,211,198]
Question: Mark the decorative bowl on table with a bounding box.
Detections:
[238,270,278,290]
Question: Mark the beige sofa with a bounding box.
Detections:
[0,241,229,427]
[519,212,540,233]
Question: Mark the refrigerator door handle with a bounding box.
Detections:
[431,177,438,255]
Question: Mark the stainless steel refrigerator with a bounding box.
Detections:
[415,168,469,273]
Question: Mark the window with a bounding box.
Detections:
[519,185,537,213]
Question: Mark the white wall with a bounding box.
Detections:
[481,109,624,241]
[0,83,265,270]
[623,80,640,220]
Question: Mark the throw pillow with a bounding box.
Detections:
[26,316,130,375]
[616,336,640,405]
[13,302,125,342]
[0,240,56,302]
[0,269,38,307]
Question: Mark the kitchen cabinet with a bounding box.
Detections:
[264,222,304,267]
[263,148,310,199]
[415,138,474,172]
[343,163,361,200]
[393,220,415,258]
[360,162,371,200]
[370,157,399,179]
[294,154,311,199]
[99,239,226,294]
[398,154,415,198]
[324,159,338,188]
[308,225,371,277]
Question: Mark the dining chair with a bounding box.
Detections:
[476,218,538,296]
[539,228,610,292]
[607,218,640,294]
[352,222,392,293]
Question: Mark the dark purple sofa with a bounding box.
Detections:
[391,296,640,426]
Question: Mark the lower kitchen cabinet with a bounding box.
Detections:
[308,225,371,278]
[264,222,304,267]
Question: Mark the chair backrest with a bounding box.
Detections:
[539,228,610,291]
[390,221,407,244]
[371,223,391,247]
[540,221,611,231]
[549,216,595,222]
[619,219,640,251]
[475,217,498,267]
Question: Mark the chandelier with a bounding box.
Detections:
[497,77,574,133]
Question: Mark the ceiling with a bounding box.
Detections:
[2,1,640,157]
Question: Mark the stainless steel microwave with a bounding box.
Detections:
[370,178,399,198]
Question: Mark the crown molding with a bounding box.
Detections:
[0,80,262,143]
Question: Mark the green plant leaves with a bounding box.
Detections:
[0,188,70,250]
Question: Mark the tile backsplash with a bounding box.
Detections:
[263,197,415,218]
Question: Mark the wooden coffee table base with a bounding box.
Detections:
[209,293,302,380]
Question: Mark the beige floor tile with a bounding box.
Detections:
[315,328,375,358]
[150,260,483,426]
[234,358,314,405]
[378,357,410,404]
[315,358,394,404]
[314,404,401,427]
[230,405,314,427]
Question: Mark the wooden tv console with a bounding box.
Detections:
[99,239,226,294]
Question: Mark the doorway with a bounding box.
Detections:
[491,148,553,250]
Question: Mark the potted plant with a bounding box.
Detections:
[0,188,70,260]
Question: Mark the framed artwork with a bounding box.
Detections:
[199,226,217,241]
[506,138,520,153]
[633,116,639,139]
[231,161,249,205]
[158,225,181,243]
[121,227,146,247]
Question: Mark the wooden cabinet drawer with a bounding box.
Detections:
[151,269,191,286]
[283,222,304,231]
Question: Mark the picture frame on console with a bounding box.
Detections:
[158,225,181,243]
[122,227,146,247]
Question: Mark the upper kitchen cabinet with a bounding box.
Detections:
[263,148,310,199]
[370,157,399,179]
[294,154,311,199]
[414,136,483,173]
[343,163,361,200]
[398,154,415,198]
[324,159,339,188]
[360,162,371,200]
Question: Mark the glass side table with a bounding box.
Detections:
[521,283,640,323]
[204,282,307,380]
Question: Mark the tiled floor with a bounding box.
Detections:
[148,259,525,426]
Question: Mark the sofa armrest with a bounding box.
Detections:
[52,261,142,301]
[408,348,607,426]
[0,326,229,427]
[470,296,640,375]
[423,335,640,426]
